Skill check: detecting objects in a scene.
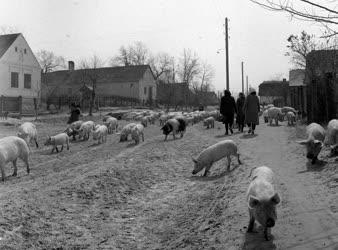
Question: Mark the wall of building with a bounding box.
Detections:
[138,68,156,102]
[96,81,140,99]
[0,35,41,98]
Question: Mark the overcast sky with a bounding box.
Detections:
[1,0,324,94]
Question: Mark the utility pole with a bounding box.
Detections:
[241,62,244,93]
[225,18,229,91]
[246,75,249,96]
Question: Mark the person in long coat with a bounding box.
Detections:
[220,90,237,135]
[243,89,260,134]
[236,92,246,132]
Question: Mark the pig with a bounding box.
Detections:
[203,117,215,129]
[192,140,241,176]
[263,109,269,123]
[0,136,30,181]
[297,123,325,164]
[247,166,281,241]
[131,123,145,144]
[104,117,118,134]
[92,125,108,144]
[44,133,70,154]
[324,119,338,156]
[17,122,39,148]
[286,111,296,126]
[267,107,284,126]
[64,120,83,140]
[161,118,186,141]
[78,121,95,141]
[119,123,137,142]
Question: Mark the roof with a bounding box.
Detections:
[258,80,289,96]
[0,33,20,59]
[43,65,155,85]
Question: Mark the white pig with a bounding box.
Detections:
[247,166,281,241]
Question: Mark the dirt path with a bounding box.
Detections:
[105,121,338,250]
[0,118,336,249]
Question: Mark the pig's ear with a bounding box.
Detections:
[271,193,281,205]
[314,140,323,147]
[296,140,308,145]
[248,196,260,208]
[191,157,197,163]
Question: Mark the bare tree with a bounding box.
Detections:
[111,41,150,66]
[250,0,338,37]
[199,61,215,91]
[79,55,104,116]
[0,25,19,34]
[110,46,133,66]
[36,50,66,73]
[177,49,200,86]
[131,41,149,65]
[148,52,173,80]
[285,31,318,68]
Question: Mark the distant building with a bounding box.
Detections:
[0,33,41,113]
[42,63,157,106]
[289,69,306,115]
[258,79,289,107]
[156,81,191,107]
[305,50,338,123]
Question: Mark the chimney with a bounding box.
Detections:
[282,78,286,83]
[68,61,75,71]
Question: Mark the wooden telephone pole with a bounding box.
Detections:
[241,62,244,93]
[225,18,229,91]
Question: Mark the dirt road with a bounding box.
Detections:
[0,117,336,249]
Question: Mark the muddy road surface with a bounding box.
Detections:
[0,117,336,249]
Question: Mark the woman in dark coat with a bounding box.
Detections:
[243,89,260,134]
[236,92,246,132]
[220,90,237,135]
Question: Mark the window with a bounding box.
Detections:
[11,72,19,88]
[15,47,17,52]
[24,74,31,89]
[24,48,27,54]
[144,87,147,95]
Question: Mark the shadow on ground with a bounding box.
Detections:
[297,160,327,173]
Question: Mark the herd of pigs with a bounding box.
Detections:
[0,105,337,242]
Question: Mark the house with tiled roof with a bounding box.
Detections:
[42,63,156,105]
[0,33,41,108]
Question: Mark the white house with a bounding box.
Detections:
[0,33,41,98]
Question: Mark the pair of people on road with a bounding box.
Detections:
[220,89,260,135]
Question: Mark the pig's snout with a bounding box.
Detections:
[306,152,314,159]
[266,218,275,228]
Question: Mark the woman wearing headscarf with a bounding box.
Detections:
[220,90,237,135]
[236,92,246,132]
[243,88,260,135]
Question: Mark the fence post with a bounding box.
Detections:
[18,96,22,115]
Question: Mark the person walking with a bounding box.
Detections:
[220,90,237,135]
[236,92,246,132]
[243,88,260,135]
